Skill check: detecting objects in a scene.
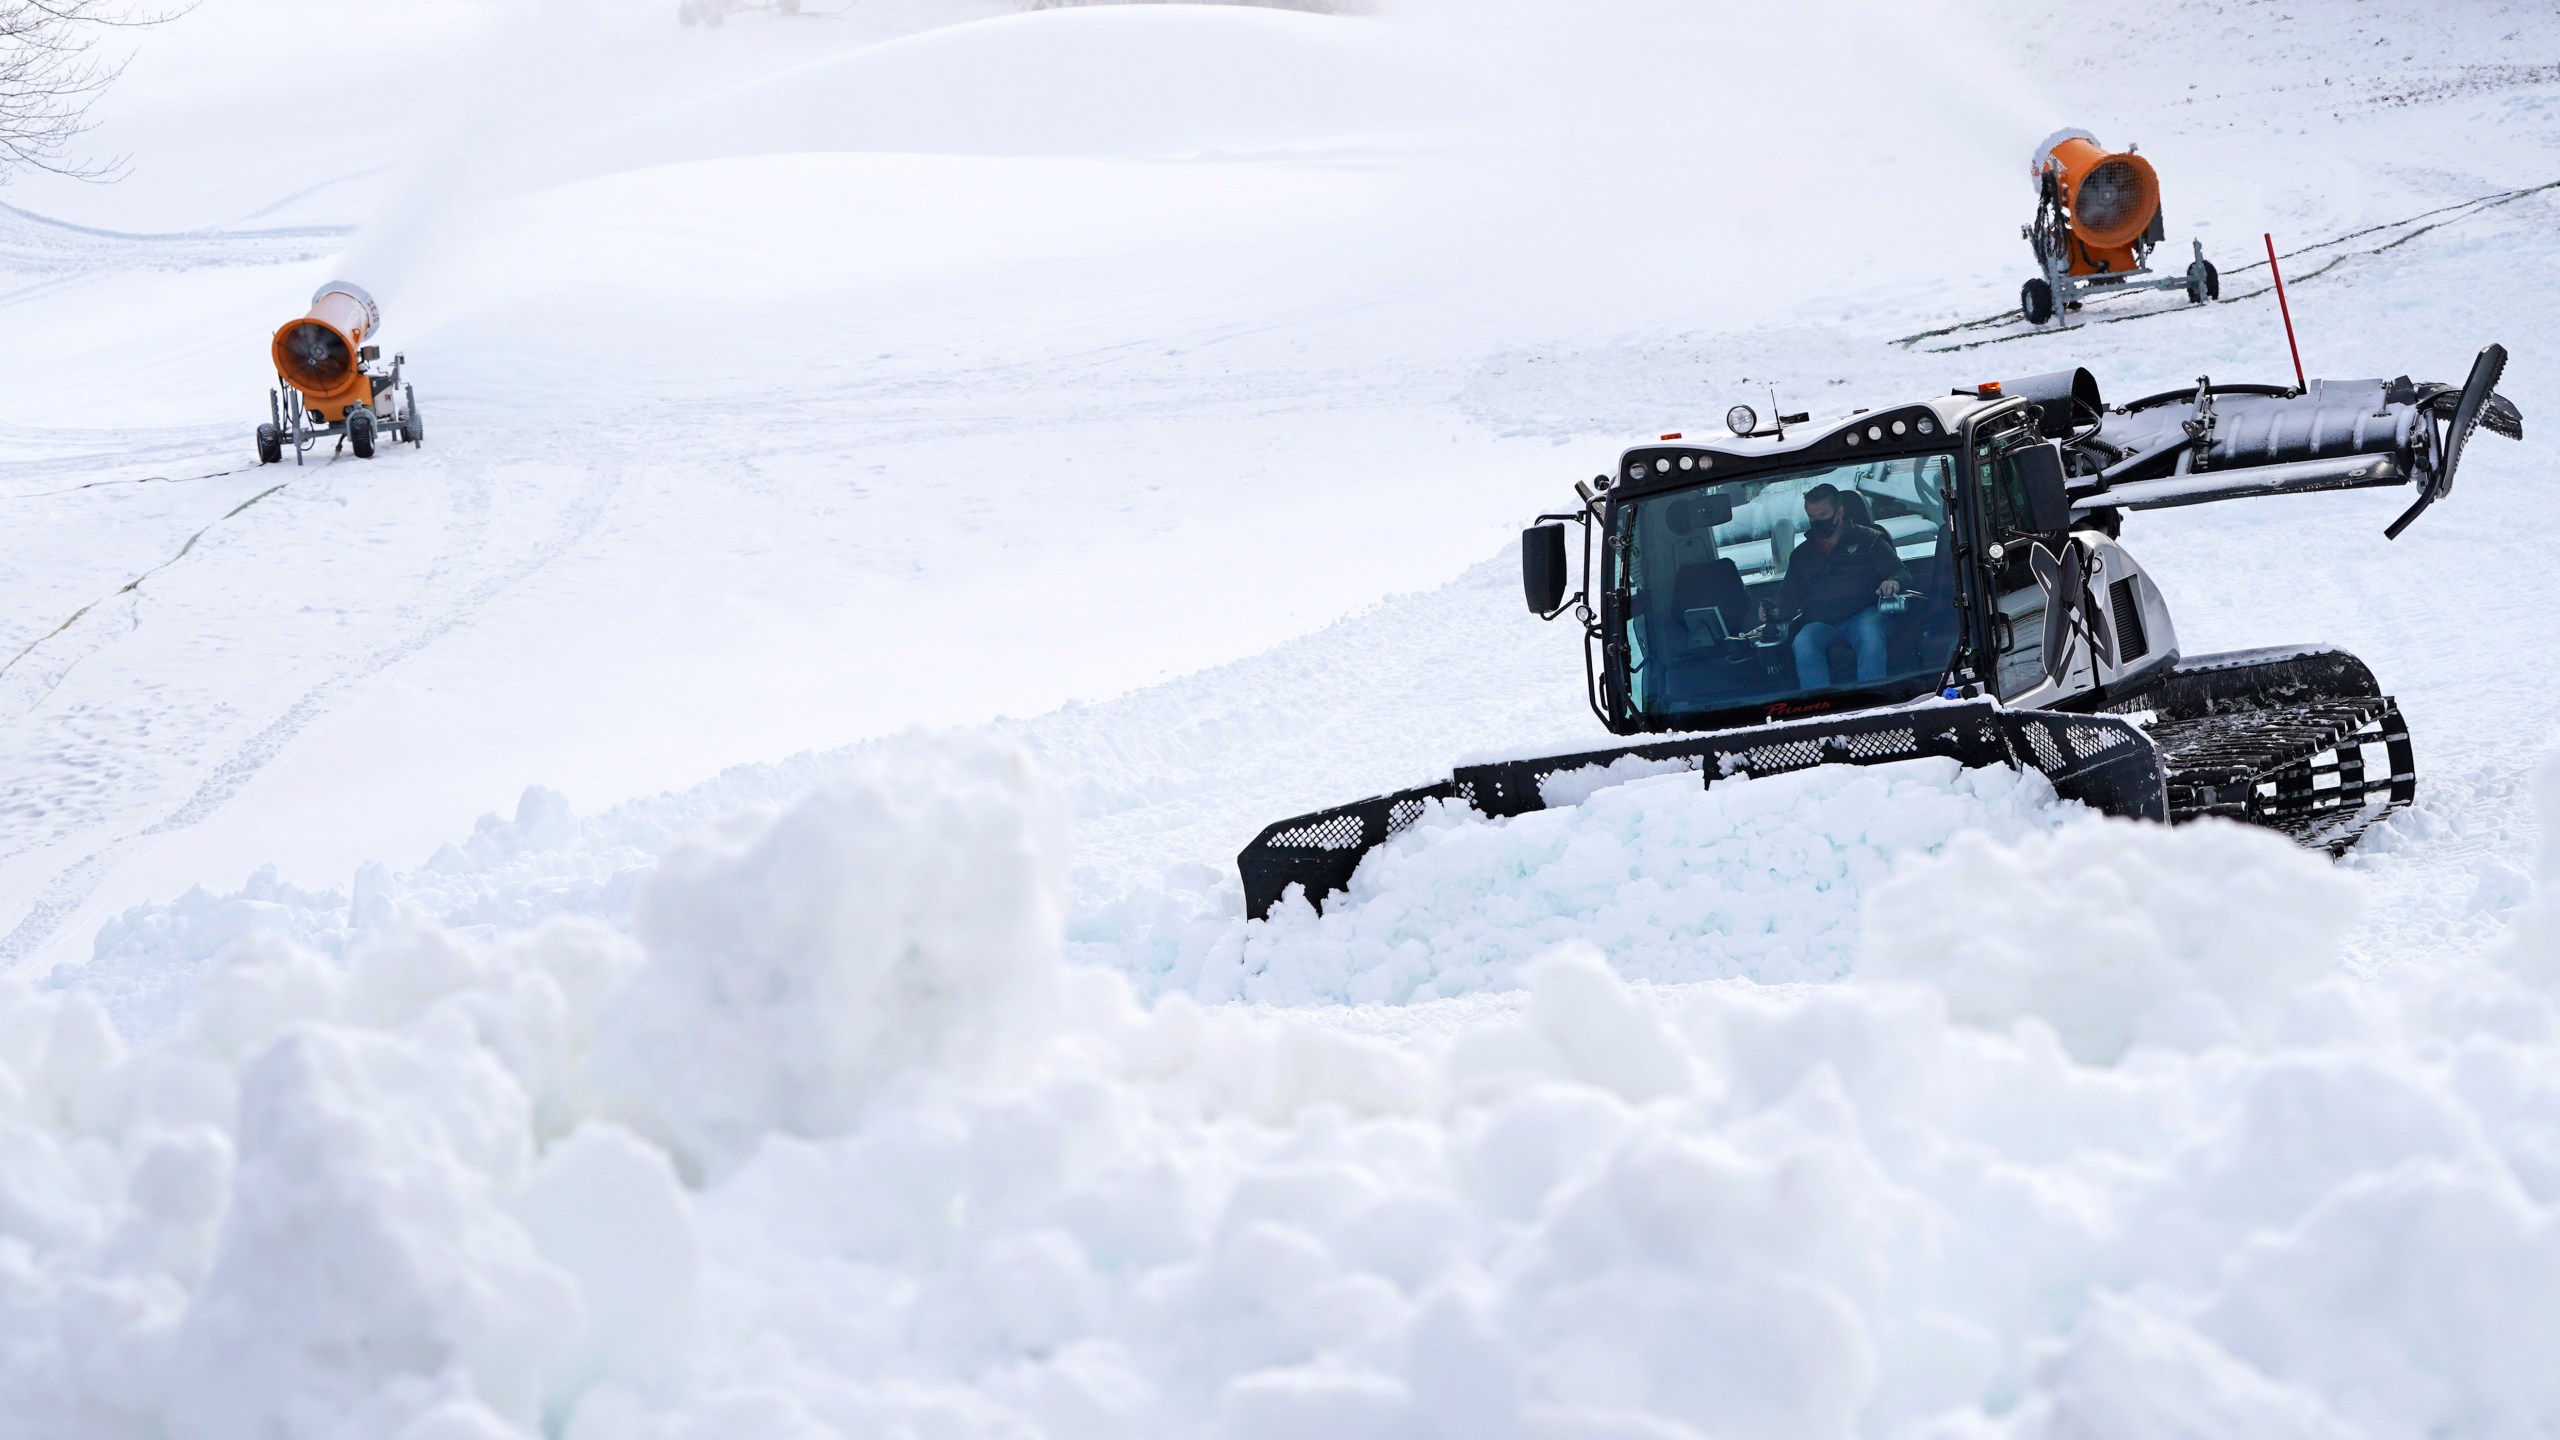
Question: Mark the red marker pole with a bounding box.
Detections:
[2264,232,2307,392]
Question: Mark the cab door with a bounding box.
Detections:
[1964,416,2096,706]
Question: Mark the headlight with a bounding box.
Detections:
[1725,405,1757,436]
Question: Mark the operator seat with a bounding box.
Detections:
[1671,562,1748,634]
[1663,496,1748,637]
[1839,490,1878,532]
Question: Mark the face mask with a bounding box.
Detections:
[1811,512,1841,537]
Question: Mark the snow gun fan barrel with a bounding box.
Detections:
[2017,129,2209,327]
[270,281,381,415]
[2030,130,2161,271]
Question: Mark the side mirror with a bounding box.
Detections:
[2013,443,2073,533]
[1522,524,1569,615]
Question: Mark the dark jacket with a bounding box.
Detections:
[1780,523,1911,626]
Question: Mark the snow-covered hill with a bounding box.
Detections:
[4,0,2559,1435]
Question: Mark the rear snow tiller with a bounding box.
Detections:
[258,281,422,465]
[1240,347,2519,920]
[2019,128,2217,327]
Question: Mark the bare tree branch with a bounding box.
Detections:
[1,0,185,183]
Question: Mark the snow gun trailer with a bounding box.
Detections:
[2019,128,2217,327]
[1238,347,2520,920]
[257,281,421,465]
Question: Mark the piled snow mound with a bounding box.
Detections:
[12,743,2560,1438]
[164,1022,581,1440]
[0,735,1065,1438]
[1866,819,2363,1063]
[1134,757,2072,1004]
[597,737,1068,1178]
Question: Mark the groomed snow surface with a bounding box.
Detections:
[13,739,2560,1440]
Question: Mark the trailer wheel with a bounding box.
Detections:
[349,406,377,459]
[256,423,282,465]
[2020,278,2055,326]
[2185,258,2220,305]
[404,386,422,447]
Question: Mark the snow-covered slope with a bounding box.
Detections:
[4,0,2560,1435]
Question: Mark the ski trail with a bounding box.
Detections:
[0,478,297,703]
[0,458,622,968]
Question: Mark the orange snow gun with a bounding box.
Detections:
[272,282,378,420]
[257,281,422,465]
[2017,129,2217,328]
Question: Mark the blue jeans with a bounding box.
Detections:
[1793,606,1892,688]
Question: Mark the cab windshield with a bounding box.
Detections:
[1612,452,1960,723]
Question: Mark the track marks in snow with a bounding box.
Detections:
[0,457,268,502]
[146,460,616,836]
[2359,63,2560,110]
[1899,180,2560,352]
[0,451,624,967]
[0,479,292,706]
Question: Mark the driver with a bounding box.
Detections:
[1776,483,1911,688]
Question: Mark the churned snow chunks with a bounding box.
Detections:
[0,981,174,1439]
[1192,757,2070,1005]
[0,734,1097,1438]
[2001,1296,2362,1440]
[1450,944,1693,1102]
[165,1025,578,1440]
[1864,817,2360,1063]
[19,740,2560,1437]
[594,735,1069,1177]
[510,1123,703,1403]
[2196,1164,2560,1438]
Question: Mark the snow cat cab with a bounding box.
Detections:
[1238,348,2521,920]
